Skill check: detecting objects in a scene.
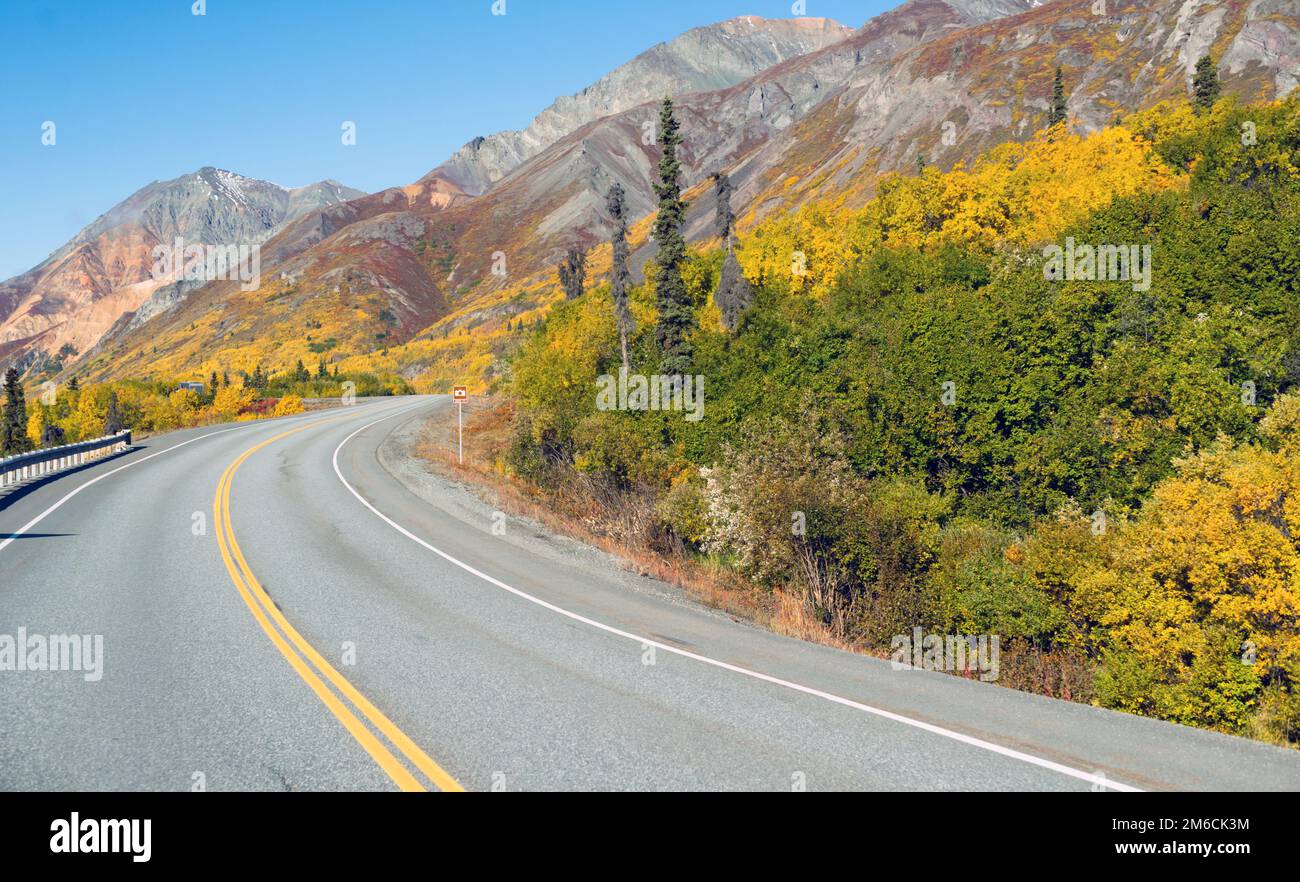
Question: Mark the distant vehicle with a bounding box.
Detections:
[178,381,205,394]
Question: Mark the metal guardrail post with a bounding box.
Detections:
[0,429,132,487]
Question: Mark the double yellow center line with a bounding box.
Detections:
[213,419,464,792]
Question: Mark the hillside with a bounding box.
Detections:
[0,169,363,376]
[493,93,1300,744]
[61,0,1300,389]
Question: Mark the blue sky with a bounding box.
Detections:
[0,0,893,279]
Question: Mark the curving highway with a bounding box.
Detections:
[3,396,1299,791]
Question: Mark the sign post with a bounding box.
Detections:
[453,386,468,465]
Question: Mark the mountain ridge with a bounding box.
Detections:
[28,0,1300,388]
[423,15,855,197]
[0,168,365,373]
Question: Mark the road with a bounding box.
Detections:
[2,395,1298,791]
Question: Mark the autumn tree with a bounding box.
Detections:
[1194,55,1220,112]
[558,247,586,301]
[1,367,30,455]
[1083,399,1300,737]
[607,182,634,372]
[26,403,46,449]
[212,383,256,421]
[652,96,694,375]
[274,394,305,417]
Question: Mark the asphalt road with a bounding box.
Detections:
[2,395,1298,791]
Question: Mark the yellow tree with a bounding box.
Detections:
[211,383,256,421]
[1082,393,1300,736]
[26,404,47,447]
[273,394,305,417]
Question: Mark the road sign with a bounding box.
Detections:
[453,386,467,464]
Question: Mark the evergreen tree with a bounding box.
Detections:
[67,375,80,393]
[317,357,329,380]
[1194,55,1221,111]
[332,364,339,379]
[711,172,754,333]
[209,371,219,394]
[916,153,927,175]
[607,182,634,373]
[716,253,754,333]
[1,367,30,455]
[222,371,230,388]
[1048,66,1068,129]
[558,247,586,300]
[104,390,123,435]
[713,172,734,244]
[294,360,310,383]
[651,96,694,375]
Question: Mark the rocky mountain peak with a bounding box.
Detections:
[421,15,855,196]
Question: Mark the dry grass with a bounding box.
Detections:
[415,395,858,654]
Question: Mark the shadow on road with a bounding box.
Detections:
[0,533,75,540]
[0,445,144,514]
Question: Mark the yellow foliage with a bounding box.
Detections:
[737,126,1183,297]
[273,394,305,417]
[1077,405,1300,728]
[211,384,256,421]
[26,405,46,446]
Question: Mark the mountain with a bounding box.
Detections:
[63,0,1300,387]
[424,15,854,197]
[0,168,364,373]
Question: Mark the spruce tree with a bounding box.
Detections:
[607,182,634,373]
[713,172,734,244]
[104,390,123,435]
[317,357,329,380]
[711,173,753,333]
[651,97,694,375]
[1194,55,1221,112]
[558,248,586,300]
[1,367,30,455]
[1048,66,1068,129]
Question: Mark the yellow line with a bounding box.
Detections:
[213,419,465,792]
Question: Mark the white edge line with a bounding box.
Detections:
[331,400,1144,793]
[0,399,396,555]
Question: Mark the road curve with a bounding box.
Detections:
[2,395,1298,791]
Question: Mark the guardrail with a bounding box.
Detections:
[0,430,132,487]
